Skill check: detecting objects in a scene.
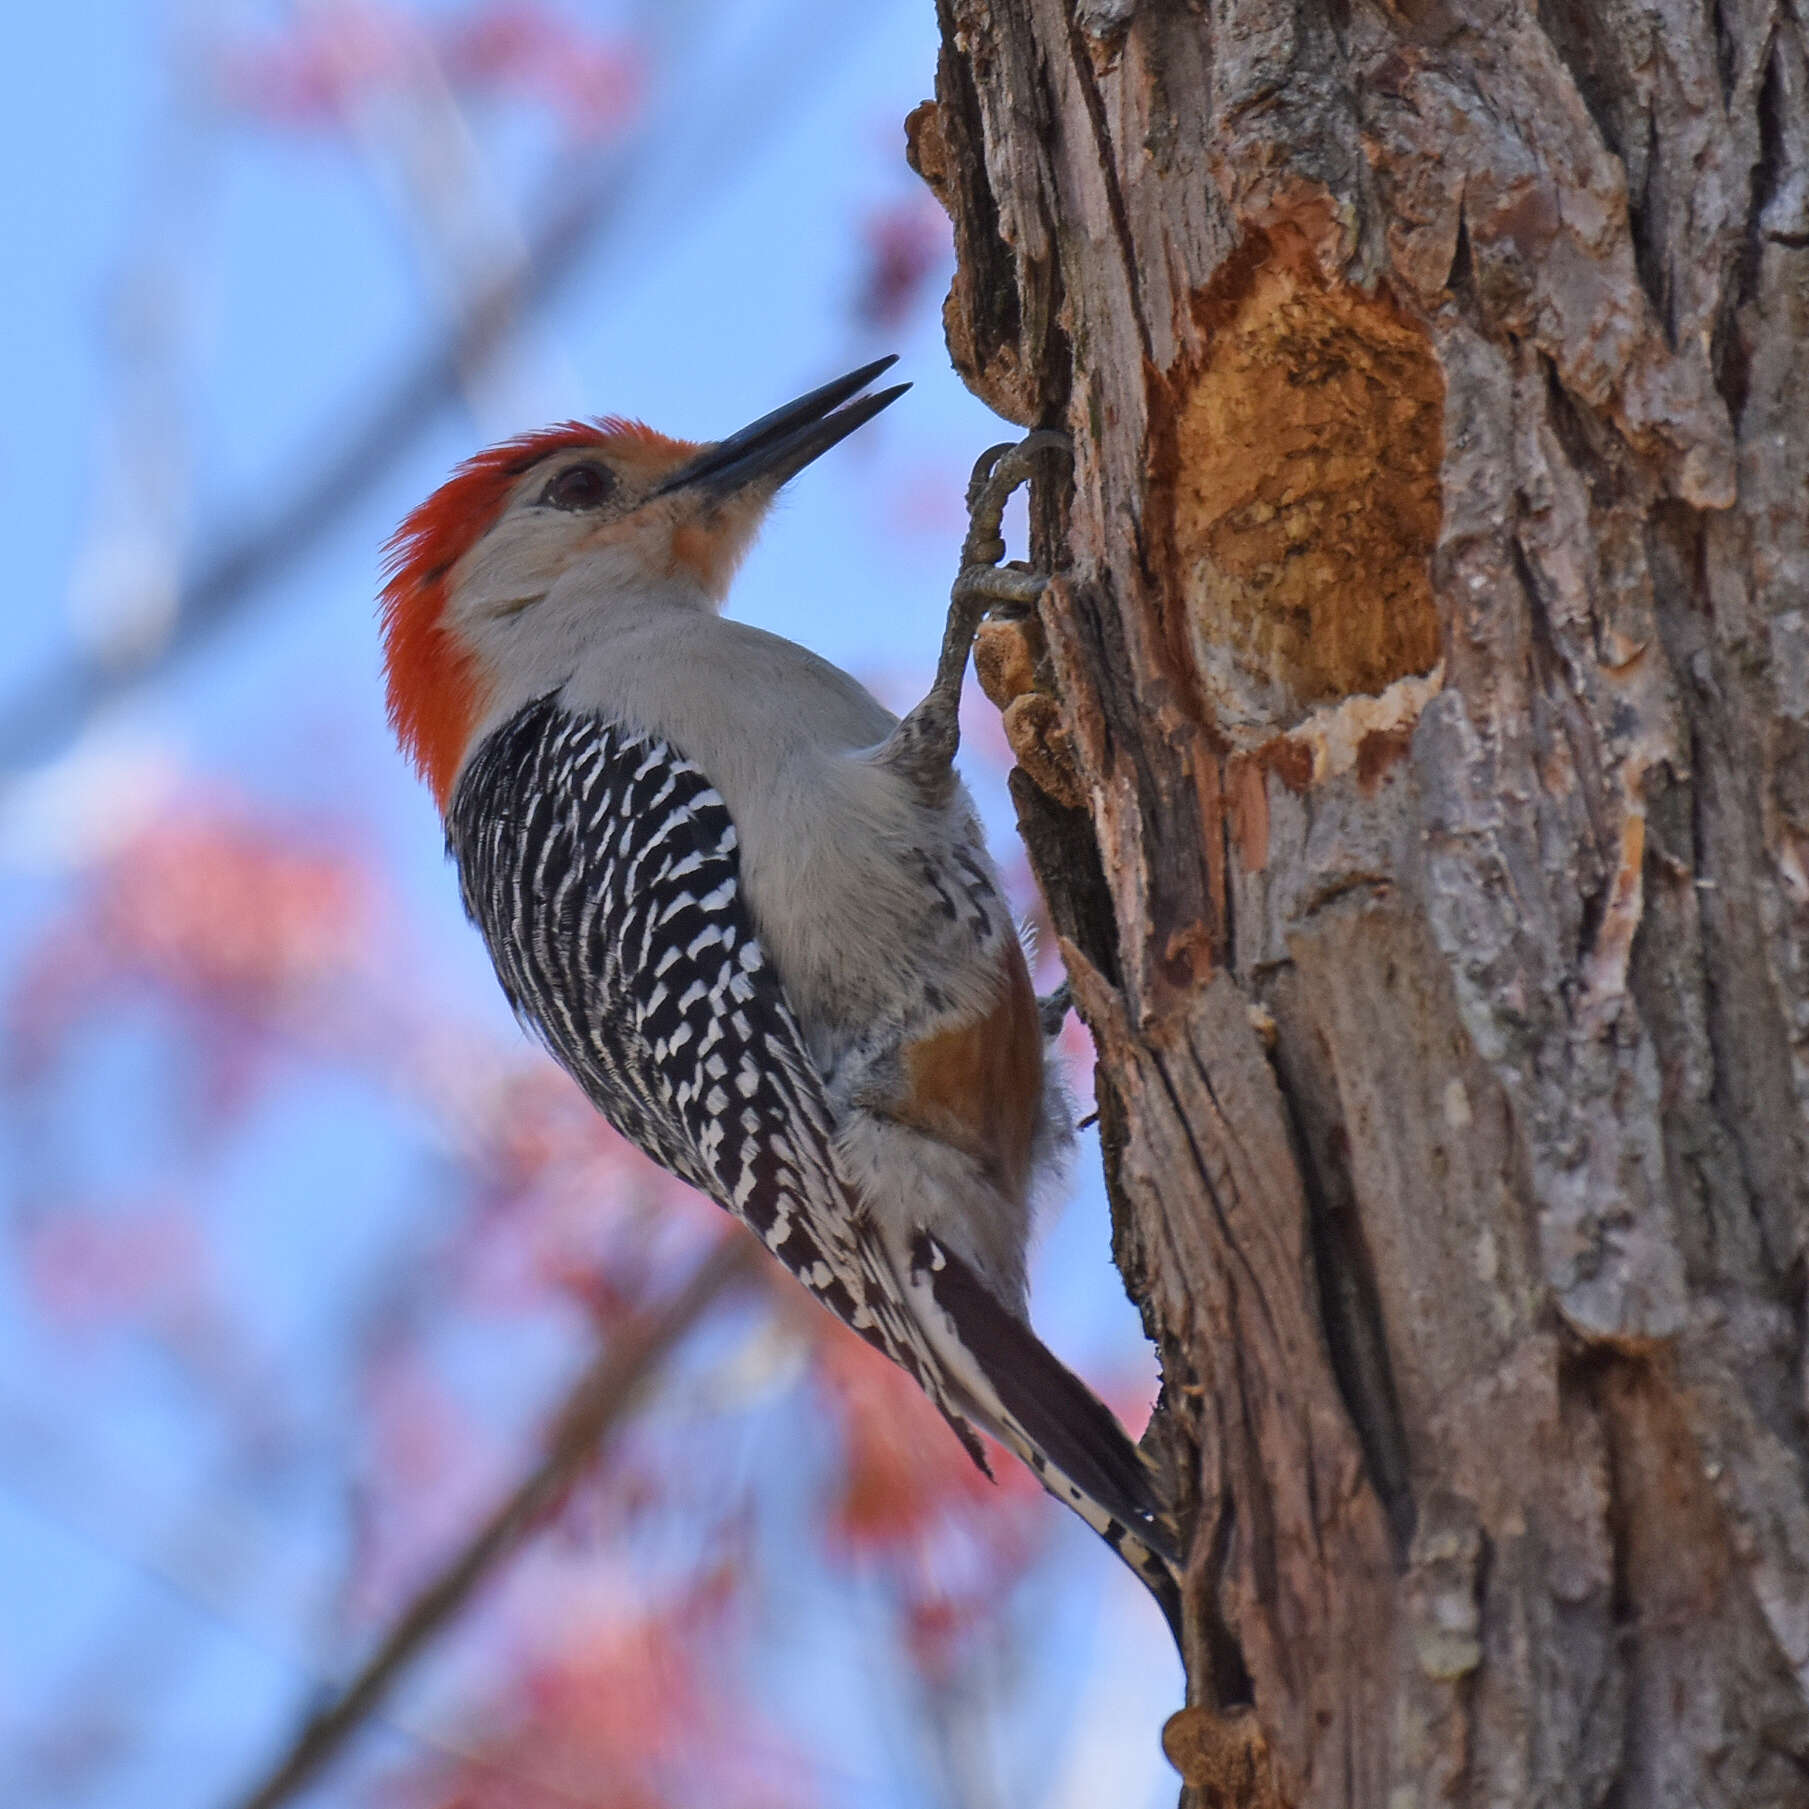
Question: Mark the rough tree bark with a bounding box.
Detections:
[909,3,1809,1804]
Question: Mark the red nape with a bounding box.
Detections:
[380,419,694,808]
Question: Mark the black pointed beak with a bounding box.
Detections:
[654,356,908,501]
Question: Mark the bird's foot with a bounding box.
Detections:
[884,432,1071,795]
[951,430,1070,613]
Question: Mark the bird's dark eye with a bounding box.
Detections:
[541,463,615,510]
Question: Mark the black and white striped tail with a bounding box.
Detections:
[907,1231,1183,1642]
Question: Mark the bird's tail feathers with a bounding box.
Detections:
[903,1230,1183,1646]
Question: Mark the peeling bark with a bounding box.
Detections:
[915,2,1809,1804]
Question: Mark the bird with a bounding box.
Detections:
[379,355,1181,1639]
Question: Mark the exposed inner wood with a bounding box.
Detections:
[1167,265,1444,738]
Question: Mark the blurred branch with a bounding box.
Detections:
[222,1230,760,1809]
[294,0,545,429]
[0,161,620,773]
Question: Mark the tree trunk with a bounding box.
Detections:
[910,2,1809,1804]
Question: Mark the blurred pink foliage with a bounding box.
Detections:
[381,1572,814,1809]
[3,785,1089,1799]
[852,193,949,333]
[22,1196,212,1333]
[214,0,643,141]
[8,799,373,1074]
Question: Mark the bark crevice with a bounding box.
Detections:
[1276,1019,1417,1558]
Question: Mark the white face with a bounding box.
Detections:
[441,439,774,721]
[449,445,682,619]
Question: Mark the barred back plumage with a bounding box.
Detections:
[447,696,989,1456]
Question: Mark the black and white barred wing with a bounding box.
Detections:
[447,698,974,1441]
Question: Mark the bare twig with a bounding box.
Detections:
[221,1230,760,1809]
[0,163,621,773]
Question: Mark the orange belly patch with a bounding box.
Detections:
[894,941,1043,1203]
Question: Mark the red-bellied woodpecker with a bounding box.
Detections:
[380,357,1181,1637]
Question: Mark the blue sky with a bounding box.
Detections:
[0,3,1182,1803]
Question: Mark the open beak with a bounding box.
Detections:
[654,356,908,501]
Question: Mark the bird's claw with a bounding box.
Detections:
[952,430,1070,615]
[958,431,1071,585]
[882,432,1072,799]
